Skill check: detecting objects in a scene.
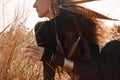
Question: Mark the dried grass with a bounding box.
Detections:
[0,19,71,80]
[109,25,120,40]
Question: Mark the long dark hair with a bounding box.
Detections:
[52,0,111,61]
[56,9,108,61]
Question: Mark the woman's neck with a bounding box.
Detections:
[47,7,60,20]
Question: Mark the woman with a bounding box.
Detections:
[25,0,119,80]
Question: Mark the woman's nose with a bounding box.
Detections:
[33,1,37,8]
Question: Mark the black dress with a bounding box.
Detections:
[34,9,120,80]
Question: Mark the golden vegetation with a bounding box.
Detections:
[0,21,71,80]
[109,25,120,40]
[0,22,41,80]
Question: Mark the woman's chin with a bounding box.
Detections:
[37,13,43,18]
[38,14,42,18]
[38,15,46,18]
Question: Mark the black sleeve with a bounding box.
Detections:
[34,22,54,61]
[34,22,65,66]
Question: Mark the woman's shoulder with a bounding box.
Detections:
[34,21,53,32]
[34,22,43,31]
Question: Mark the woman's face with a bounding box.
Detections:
[33,0,51,18]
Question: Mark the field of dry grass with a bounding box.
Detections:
[0,20,72,80]
[109,25,120,40]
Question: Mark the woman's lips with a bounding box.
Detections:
[36,9,39,13]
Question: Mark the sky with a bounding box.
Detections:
[0,0,120,30]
